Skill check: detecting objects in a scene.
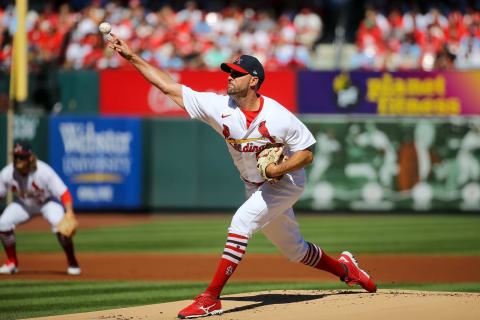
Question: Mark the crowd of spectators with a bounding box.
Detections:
[0,0,323,72]
[352,6,480,71]
[3,0,480,72]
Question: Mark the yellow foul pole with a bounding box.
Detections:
[7,0,28,203]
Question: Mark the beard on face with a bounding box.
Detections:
[15,161,29,175]
[227,86,239,95]
[227,83,249,96]
[14,154,35,175]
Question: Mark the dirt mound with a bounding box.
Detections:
[26,289,480,320]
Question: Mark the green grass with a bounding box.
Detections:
[1,280,479,320]
[15,214,480,254]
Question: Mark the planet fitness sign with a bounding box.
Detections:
[298,71,480,115]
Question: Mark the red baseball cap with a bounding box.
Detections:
[221,55,265,86]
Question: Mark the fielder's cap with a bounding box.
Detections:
[221,55,265,85]
[13,140,32,155]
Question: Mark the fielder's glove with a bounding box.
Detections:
[256,143,287,183]
[56,212,79,238]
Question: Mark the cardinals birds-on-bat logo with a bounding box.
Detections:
[223,125,231,139]
[222,121,277,153]
[233,56,242,64]
[258,121,276,143]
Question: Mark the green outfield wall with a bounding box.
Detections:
[0,70,99,114]
[1,114,479,211]
[0,113,49,164]
[142,118,245,209]
[141,116,479,211]
[57,70,99,114]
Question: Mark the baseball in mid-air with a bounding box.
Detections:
[98,22,111,34]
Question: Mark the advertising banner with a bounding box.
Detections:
[100,70,297,116]
[49,116,142,209]
[298,71,480,115]
[297,116,480,211]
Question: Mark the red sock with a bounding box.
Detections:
[57,233,78,267]
[314,250,346,278]
[5,245,18,265]
[301,242,346,278]
[205,233,248,298]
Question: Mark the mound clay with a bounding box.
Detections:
[28,289,480,320]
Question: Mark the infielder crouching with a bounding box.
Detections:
[108,34,376,319]
[0,141,81,275]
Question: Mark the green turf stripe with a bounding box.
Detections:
[13,215,480,254]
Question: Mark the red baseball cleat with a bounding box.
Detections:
[338,251,377,293]
[178,293,223,319]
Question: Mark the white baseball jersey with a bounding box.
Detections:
[182,85,316,183]
[183,85,316,261]
[0,160,68,208]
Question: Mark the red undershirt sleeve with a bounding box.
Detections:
[60,190,72,205]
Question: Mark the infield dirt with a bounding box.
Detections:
[25,289,480,320]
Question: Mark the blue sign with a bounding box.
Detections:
[49,116,142,209]
[298,71,372,114]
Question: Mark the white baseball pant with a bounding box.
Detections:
[0,200,65,233]
[228,172,309,262]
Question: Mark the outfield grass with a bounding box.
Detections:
[1,280,479,320]
[14,214,480,254]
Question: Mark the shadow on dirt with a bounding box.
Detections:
[222,291,362,314]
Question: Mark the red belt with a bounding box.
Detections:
[242,177,265,187]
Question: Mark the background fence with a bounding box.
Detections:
[1,70,480,211]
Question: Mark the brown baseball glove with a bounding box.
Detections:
[256,143,287,183]
[56,212,79,238]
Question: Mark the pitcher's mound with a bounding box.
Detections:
[27,289,480,320]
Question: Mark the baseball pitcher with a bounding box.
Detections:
[0,141,81,275]
[108,34,376,319]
